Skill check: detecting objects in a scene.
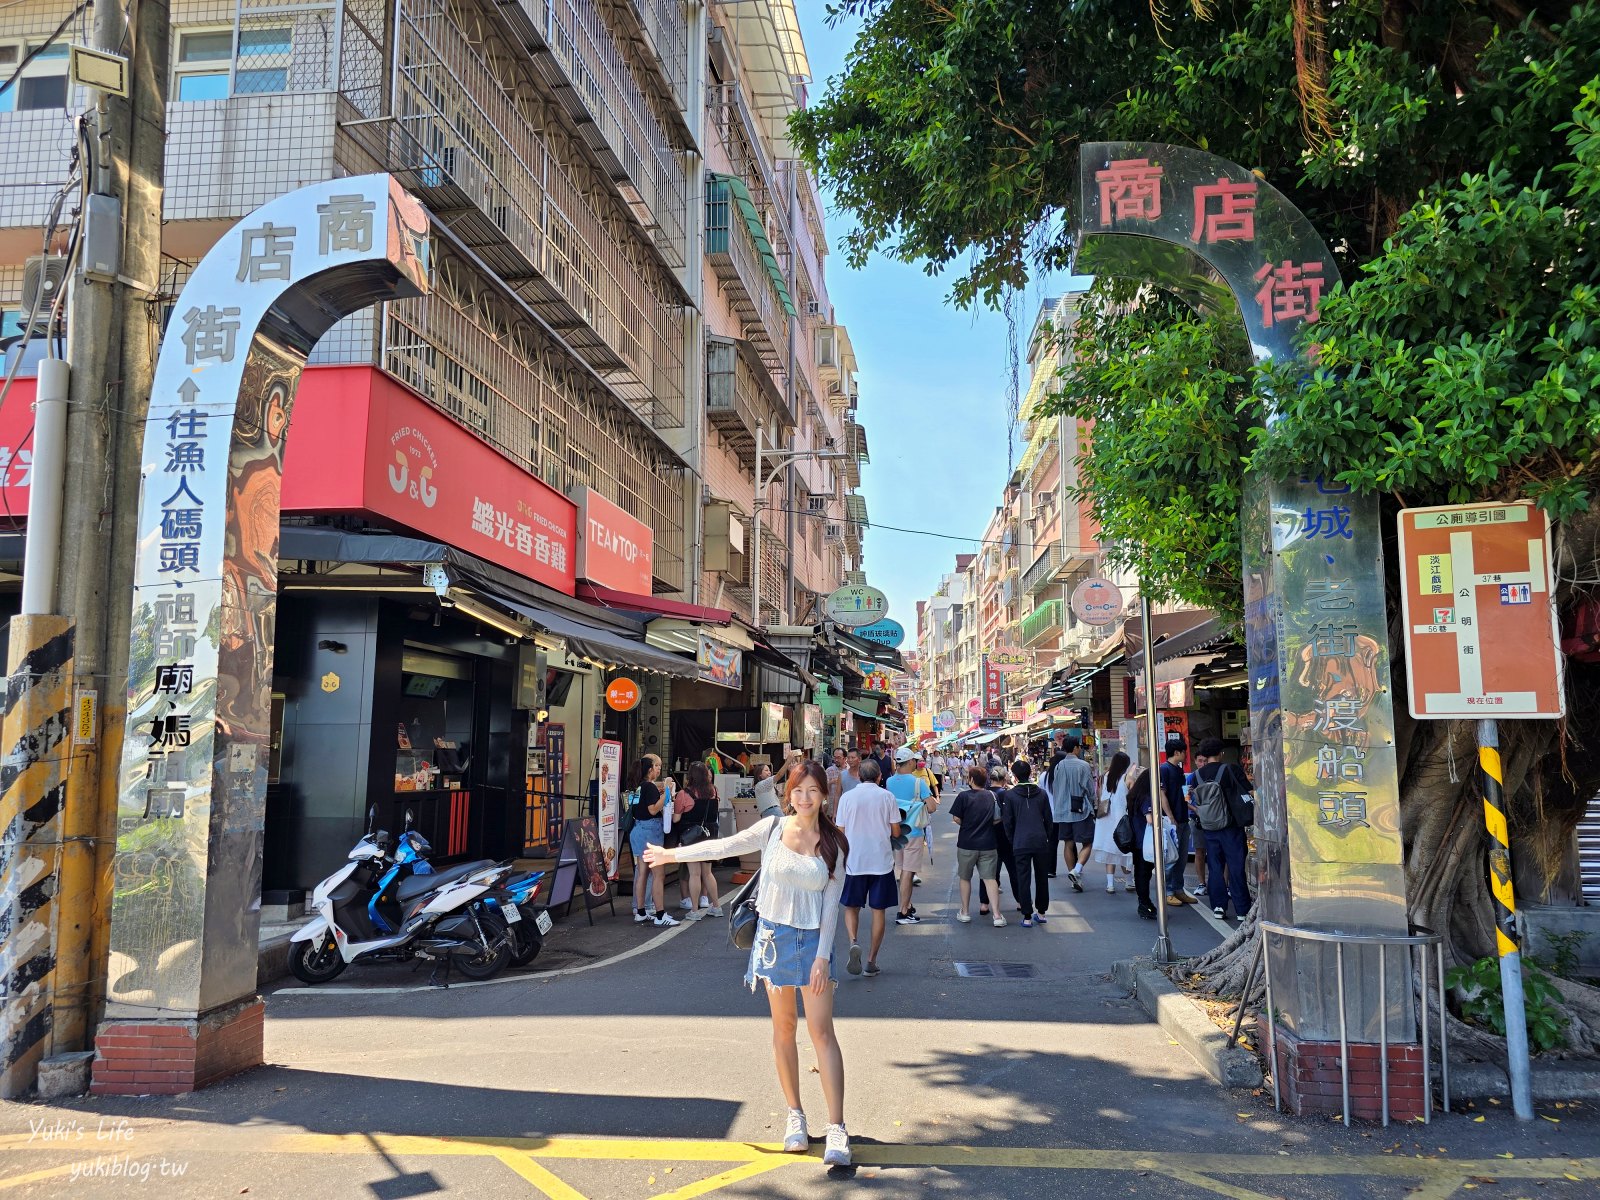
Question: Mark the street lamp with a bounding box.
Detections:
[752,424,849,628]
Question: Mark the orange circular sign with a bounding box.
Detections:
[605,677,641,712]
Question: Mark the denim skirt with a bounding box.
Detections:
[630,816,663,864]
[745,917,833,993]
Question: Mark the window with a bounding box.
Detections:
[0,40,70,112]
[173,26,291,101]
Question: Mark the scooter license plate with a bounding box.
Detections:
[535,910,553,935]
[502,903,522,924]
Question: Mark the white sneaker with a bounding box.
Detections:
[706,905,723,917]
[683,909,704,921]
[700,897,712,909]
[634,908,650,924]
[955,912,972,923]
[1106,879,1116,894]
[992,914,1007,928]
[679,898,694,911]
[654,913,680,927]
[823,1124,851,1167]
[783,1109,809,1153]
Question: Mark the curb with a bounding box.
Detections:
[258,932,292,988]
[1448,1057,1600,1101]
[1113,956,1263,1089]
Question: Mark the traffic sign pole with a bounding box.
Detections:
[1477,718,1533,1120]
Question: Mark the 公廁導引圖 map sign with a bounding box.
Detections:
[1398,502,1564,719]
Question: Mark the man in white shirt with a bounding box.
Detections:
[835,759,901,978]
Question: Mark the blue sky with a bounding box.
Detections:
[799,8,1062,646]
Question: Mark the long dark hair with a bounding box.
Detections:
[783,761,850,878]
[1106,751,1131,793]
[626,757,655,791]
[685,761,714,798]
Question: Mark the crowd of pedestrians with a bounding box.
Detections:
[629,731,1254,1174]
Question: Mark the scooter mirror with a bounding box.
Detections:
[405,809,415,829]
[366,803,377,833]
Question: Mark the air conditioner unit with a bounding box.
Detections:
[19,256,69,334]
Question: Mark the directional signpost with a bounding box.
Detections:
[1399,501,1561,1120]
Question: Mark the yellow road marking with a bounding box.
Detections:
[492,1151,589,1200]
[646,1157,798,1199]
[0,1163,84,1192]
[7,1127,1599,1190]
[1152,1162,1283,1200]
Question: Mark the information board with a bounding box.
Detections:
[1398,502,1563,719]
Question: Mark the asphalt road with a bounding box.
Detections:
[2,807,1596,1199]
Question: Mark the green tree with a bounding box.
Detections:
[796,0,1600,1049]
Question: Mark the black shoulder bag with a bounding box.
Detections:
[728,818,783,950]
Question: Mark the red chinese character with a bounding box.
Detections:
[1096,158,1164,226]
[1253,260,1326,328]
[1190,178,1257,244]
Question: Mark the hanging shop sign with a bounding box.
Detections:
[982,655,1005,720]
[1398,502,1563,719]
[799,703,823,751]
[760,701,791,745]
[596,739,622,880]
[111,174,431,1017]
[825,584,889,628]
[1070,577,1126,628]
[576,487,655,595]
[854,618,905,648]
[604,677,641,712]
[696,632,744,691]
[933,708,957,732]
[279,366,576,593]
[967,697,982,721]
[988,650,1029,673]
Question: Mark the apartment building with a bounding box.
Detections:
[0,0,870,876]
[697,0,865,625]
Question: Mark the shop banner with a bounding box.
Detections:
[760,701,791,745]
[577,487,655,595]
[799,703,823,751]
[597,739,622,880]
[696,632,744,690]
[982,656,1005,719]
[281,365,578,593]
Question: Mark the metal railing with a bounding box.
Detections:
[1021,599,1062,646]
[705,175,792,374]
[1256,920,1451,1127]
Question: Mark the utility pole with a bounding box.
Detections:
[0,0,169,1097]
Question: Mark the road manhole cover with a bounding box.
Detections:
[952,961,1036,979]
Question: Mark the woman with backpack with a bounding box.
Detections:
[627,756,679,927]
[677,762,723,919]
[644,761,854,1168]
[1091,751,1135,894]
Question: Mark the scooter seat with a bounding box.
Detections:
[394,859,497,902]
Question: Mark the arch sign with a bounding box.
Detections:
[105,176,429,1027]
[1076,144,1406,1039]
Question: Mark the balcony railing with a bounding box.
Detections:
[1021,599,1064,646]
[497,0,688,266]
[338,0,686,430]
[374,242,686,591]
[707,82,789,249]
[706,172,794,375]
[1023,543,1063,596]
[706,334,792,469]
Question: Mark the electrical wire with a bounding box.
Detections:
[0,0,94,103]
[759,503,1067,553]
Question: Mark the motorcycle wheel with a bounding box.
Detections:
[508,915,543,967]
[289,934,346,984]
[452,938,512,980]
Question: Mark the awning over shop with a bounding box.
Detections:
[968,730,1005,746]
[844,699,882,720]
[496,595,701,680]
[831,626,905,671]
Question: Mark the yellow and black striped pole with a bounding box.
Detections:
[0,616,75,1100]
[1478,719,1533,1121]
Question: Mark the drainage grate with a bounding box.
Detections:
[952,961,1036,979]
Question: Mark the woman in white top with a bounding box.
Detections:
[1091,751,1135,893]
[646,761,852,1169]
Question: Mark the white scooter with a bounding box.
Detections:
[288,829,517,985]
